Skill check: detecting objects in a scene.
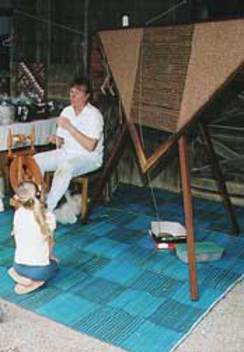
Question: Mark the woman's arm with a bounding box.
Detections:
[57,117,98,152]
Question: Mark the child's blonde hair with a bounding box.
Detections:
[15,181,52,240]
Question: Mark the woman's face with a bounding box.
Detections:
[69,85,90,107]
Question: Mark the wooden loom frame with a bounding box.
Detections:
[92,35,244,300]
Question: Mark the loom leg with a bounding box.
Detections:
[81,176,89,224]
[178,135,198,301]
[199,123,239,235]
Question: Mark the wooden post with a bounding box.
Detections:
[7,129,13,159]
[81,176,89,223]
[83,0,90,76]
[178,135,198,301]
[199,123,239,235]
[36,0,43,62]
[47,0,51,69]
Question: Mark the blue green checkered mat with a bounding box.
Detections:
[0,184,244,352]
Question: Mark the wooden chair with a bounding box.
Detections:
[45,168,108,223]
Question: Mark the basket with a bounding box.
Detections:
[176,241,224,263]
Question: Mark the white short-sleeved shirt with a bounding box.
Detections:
[57,103,104,160]
[13,208,55,266]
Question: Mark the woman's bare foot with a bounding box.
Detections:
[8,267,32,286]
[14,281,45,295]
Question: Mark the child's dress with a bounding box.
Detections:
[13,207,58,282]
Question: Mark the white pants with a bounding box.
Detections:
[34,149,102,211]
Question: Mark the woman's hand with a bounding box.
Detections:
[57,117,72,131]
[48,135,64,148]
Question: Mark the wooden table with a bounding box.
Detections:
[0,118,57,192]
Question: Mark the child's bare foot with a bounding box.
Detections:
[50,255,59,263]
[8,267,32,286]
[14,281,45,295]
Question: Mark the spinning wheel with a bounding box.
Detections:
[7,128,43,192]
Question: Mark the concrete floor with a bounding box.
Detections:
[0,280,243,352]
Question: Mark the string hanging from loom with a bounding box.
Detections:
[137,2,179,225]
